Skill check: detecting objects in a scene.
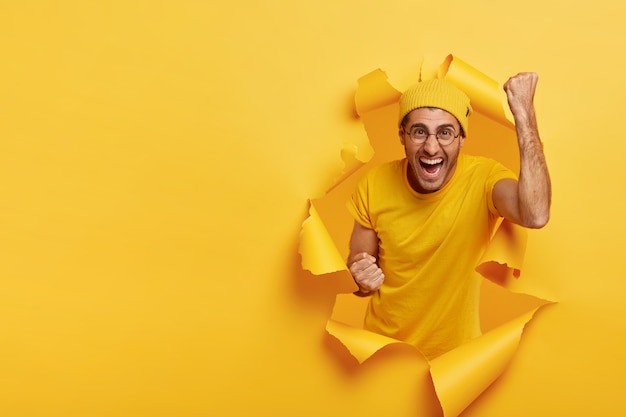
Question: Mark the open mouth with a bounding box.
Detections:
[419,157,443,178]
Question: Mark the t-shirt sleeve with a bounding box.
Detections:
[346,174,374,229]
[485,161,518,216]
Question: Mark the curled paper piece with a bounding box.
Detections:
[299,202,348,275]
[300,54,553,417]
[354,68,402,116]
[429,307,546,417]
[327,293,410,364]
[326,319,406,364]
[439,54,513,127]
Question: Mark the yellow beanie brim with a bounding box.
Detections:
[398,79,472,136]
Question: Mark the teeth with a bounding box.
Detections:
[420,158,443,165]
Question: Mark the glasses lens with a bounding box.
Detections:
[410,128,427,143]
[437,129,456,145]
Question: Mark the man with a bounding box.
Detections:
[346,73,551,360]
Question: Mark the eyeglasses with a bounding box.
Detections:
[404,126,460,146]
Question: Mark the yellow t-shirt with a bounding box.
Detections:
[347,153,517,360]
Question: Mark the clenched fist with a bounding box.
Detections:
[349,252,385,295]
[503,72,538,122]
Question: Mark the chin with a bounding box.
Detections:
[417,169,446,191]
[408,161,448,193]
[419,181,443,193]
[411,174,444,193]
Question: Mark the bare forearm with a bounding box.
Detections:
[515,109,551,228]
[347,221,384,295]
[503,72,551,228]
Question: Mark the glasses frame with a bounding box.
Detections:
[403,126,461,146]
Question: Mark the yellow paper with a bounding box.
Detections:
[4,3,626,417]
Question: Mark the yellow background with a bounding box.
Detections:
[1,1,625,416]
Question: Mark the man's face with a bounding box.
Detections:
[399,107,465,193]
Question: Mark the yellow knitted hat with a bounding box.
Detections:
[398,78,473,136]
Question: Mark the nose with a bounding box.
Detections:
[422,134,441,155]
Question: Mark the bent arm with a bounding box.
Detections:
[493,72,551,228]
[347,221,384,296]
[348,221,379,263]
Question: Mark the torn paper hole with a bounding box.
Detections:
[299,54,555,417]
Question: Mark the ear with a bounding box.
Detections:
[398,128,406,146]
[459,135,465,148]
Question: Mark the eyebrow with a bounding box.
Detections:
[408,122,457,131]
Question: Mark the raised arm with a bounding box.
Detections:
[347,221,384,296]
[493,72,552,229]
